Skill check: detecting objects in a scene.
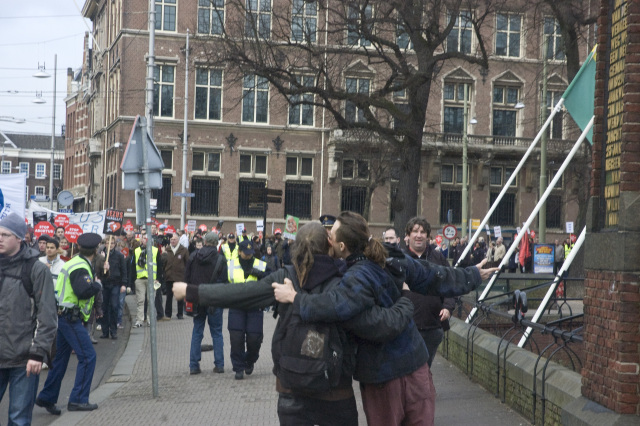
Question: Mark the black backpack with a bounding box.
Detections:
[273,265,344,394]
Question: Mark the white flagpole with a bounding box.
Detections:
[455,98,565,267]
[517,226,586,347]
[466,116,594,323]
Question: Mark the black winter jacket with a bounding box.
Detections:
[184,245,228,286]
[186,255,414,393]
[100,249,128,287]
[404,246,456,332]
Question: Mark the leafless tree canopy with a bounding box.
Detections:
[192,0,596,229]
[193,0,496,228]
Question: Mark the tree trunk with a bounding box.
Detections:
[393,135,422,231]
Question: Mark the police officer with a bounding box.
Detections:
[319,214,336,235]
[221,233,239,261]
[36,233,104,414]
[227,239,270,380]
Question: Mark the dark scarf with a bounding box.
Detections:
[345,252,367,268]
[302,254,344,291]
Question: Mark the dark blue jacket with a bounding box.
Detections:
[293,253,483,384]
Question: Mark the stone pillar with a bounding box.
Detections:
[583,0,640,416]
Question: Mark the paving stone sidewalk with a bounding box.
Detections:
[49,296,527,425]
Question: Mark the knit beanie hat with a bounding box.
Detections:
[204,231,219,246]
[0,212,27,240]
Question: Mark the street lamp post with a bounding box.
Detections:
[33,54,57,210]
[461,84,470,238]
[539,35,549,244]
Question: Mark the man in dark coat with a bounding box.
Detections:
[162,233,189,319]
[99,237,127,339]
[403,217,455,367]
[184,232,228,374]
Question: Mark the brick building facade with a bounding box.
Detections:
[0,132,64,208]
[582,0,640,417]
[73,0,595,239]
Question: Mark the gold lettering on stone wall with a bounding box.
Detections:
[604,0,627,228]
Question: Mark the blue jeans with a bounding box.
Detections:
[0,367,39,426]
[189,308,224,370]
[118,291,126,325]
[100,285,121,336]
[38,316,96,405]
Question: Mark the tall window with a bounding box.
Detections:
[342,159,369,179]
[192,152,221,172]
[289,75,314,126]
[546,194,562,229]
[443,82,471,133]
[489,192,516,226]
[291,0,317,42]
[286,156,313,177]
[347,4,373,46]
[198,0,224,35]
[238,180,266,217]
[155,0,176,32]
[441,164,468,185]
[496,13,521,57]
[345,77,370,123]
[492,86,520,137]
[36,163,46,179]
[285,182,312,219]
[242,74,269,123]
[151,176,172,213]
[191,178,220,215]
[240,153,267,175]
[550,169,563,189]
[397,17,412,49]
[341,186,367,215]
[53,164,62,180]
[245,0,271,40]
[440,190,462,224]
[1,161,10,174]
[161,150,173,169]
[544,17,565,60]
[35,186,45,196]
[153,65,175,117]
[490,167,517,187]
[446,11,472,53]
[19,162,28,175]
[545,90,564,139]
[195,69,223,120]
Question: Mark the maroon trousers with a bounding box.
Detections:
[360,362,435,426]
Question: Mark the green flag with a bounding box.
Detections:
[562,45,596,144]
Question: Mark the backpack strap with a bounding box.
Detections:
[283,264,301,292]
[22,256,39,297]
[0,256,38,298]
[209,255,225,283]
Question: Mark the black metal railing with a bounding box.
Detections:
[284,181,312,219]
[191,177,220,216]
[443,273,584,426]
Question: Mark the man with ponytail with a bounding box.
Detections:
[272,211,496,426]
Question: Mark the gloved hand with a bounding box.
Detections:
[250,268,266,279]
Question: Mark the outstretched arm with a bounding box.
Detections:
[405,255,497,297]
[271,278,413,343]
[174,269,287,310]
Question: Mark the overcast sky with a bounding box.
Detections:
[0,1,91,136]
